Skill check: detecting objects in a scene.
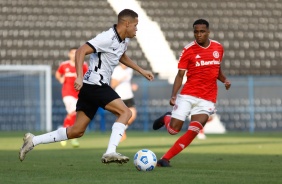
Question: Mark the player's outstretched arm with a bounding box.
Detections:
[120,53,154,81]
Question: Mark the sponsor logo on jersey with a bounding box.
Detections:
[65,72,77,77]
[195,60,220,67]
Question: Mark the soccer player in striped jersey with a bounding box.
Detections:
[153,19,231,167]
[19,9,154,164]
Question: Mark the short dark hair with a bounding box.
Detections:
[118,9,138,21]
[193,19,209,28]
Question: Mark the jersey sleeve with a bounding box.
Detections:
[177,48,190,70]
[57,63,64,74]
[87,32,111,53]
[220,45,224,61]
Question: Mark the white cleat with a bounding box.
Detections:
[19,133,34,162]
[101,152,129,164]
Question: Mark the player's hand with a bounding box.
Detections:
[224,79,231,90]
[59,76,65,84]
[74,77,83,91]
[169,96,176,106]
[143,70,154,81]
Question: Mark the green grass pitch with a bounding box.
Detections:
[0,131,281,184]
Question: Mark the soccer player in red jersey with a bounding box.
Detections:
[55,48,88,147]
[153,19,231,167]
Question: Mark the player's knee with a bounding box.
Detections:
[67,128,85,138]
[122,108,132,120]
[167,123,180,135]
[170,122,182,131]
[75,131,85,138]
[116,107,132,124]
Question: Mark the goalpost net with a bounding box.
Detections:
[0,65,52,131]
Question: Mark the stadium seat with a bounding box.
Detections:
[1,0,282,131]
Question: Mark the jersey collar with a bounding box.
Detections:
[195,39,211,49]
[113,24,123,43]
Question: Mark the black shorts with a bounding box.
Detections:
[76,83,120,120]
[123,98,135,108]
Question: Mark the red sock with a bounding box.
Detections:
[63,115,71,127]
[63,113,76,127]
[164,114,171,128]
[199,129,204,134]
[163,113,179,135]
[162,121,203,160]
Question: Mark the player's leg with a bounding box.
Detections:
[61,96,77,146]
[153,94,190,132]
[152,111,172,130]
[128,106,137,125]
[62,96,76,127]
[66,111,91,138]
[157,97,215,167]
[197,114,214,139]
[120,98,137,142]
[197,128,206,140]
[19,83,100,162]
[19,111,91,161]
[61,112,78,147]
[157,114,209,167]
[64,96,80,147]
[101,98,131,163]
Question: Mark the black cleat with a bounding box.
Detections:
[157,158,171,167]
[153,112,171,130]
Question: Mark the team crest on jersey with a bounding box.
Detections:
[213,51,220,58]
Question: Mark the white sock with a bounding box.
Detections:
[32,127,68,146]
[105,122,126,154]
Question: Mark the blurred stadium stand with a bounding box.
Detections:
[0,0,152,73]
[138,0,282,75]
[1,0,282,132]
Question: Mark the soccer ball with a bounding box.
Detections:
[133,149,157,171]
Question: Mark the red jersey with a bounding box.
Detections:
[178,40,224,103]
[57,61,88,98]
